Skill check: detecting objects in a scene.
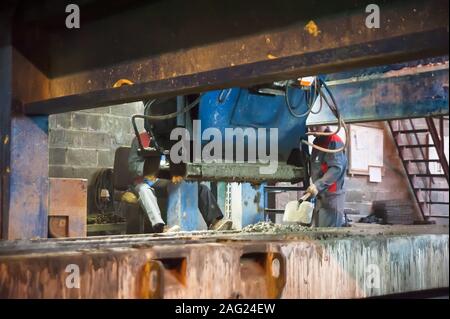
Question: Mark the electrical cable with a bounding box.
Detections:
[131,96,200,153]
[309,80,323,115]
[301,119,349,153]
[142,96,200,120]
[285,81,315,118]
[306,90,341,137]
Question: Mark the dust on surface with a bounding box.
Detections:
[241,221,310,234]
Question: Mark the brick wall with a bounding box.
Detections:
[343,122,417,218]
[48,102,144,180]
[275,121,419,220]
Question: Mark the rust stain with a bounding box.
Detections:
[304,20,321,37]
[265,252,286,298]
[112,78,134,88]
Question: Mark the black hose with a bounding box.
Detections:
[301,78,349,153]
[310,80,323,115]
[319,78,340,118]
[142,97,200,120]
[285,82,313,118]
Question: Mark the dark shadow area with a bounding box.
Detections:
[10,0,405,77]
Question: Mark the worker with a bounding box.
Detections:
[305,125,347,227]
[128,97,233,233]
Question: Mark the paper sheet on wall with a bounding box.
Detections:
[369,166,382,183]
[349,125,384,173]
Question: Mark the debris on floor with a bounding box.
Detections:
[359,214,384,224]
[241,221,309,234]
[372,200,416,225]
[87,213,125,225]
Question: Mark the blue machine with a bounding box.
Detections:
[166,85,314,231]
[199,86,310,162]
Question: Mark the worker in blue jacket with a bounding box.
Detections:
[305,126,348,227]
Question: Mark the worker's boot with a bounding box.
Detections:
[209,218,233,231]
[152,223,165,233]
[164,225,181,233]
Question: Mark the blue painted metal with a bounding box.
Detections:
[307,64,449,125]
[199,87,309,162]
[8,115,48,239]
[241,183,265,227]
[216,182,227,214]
[166,181,199,231]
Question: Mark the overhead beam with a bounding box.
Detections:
[17,0,449,114]
[307,62,449,125]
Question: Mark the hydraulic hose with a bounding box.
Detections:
[301,78,349,153]
[142,97,200,120]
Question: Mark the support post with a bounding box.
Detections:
[230,183,265,229]
[1,8,49,239]
[167,181,200,231]
[0,11,13,239]
[7,116,49,239]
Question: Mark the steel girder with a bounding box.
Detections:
[7,0,448,114]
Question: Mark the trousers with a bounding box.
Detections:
[135,183,165,226]
[313,192,346,227]
[135,181,223,227]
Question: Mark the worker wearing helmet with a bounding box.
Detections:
[305,126,347,227]
[128,97,232,233]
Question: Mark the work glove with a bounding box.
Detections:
[306,183,319,197]
[171,176,184,184]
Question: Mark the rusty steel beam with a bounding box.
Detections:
[12,0,448,114]
[0,225,448,298]
[7,116,49,240]
[0,9,14,239]
[307,62,450,125]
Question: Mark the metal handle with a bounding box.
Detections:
[299,192,311,202]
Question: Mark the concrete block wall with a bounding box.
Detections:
[48,102,144,180]
[343,121,416,217]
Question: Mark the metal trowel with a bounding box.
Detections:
[283,192,315,225]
